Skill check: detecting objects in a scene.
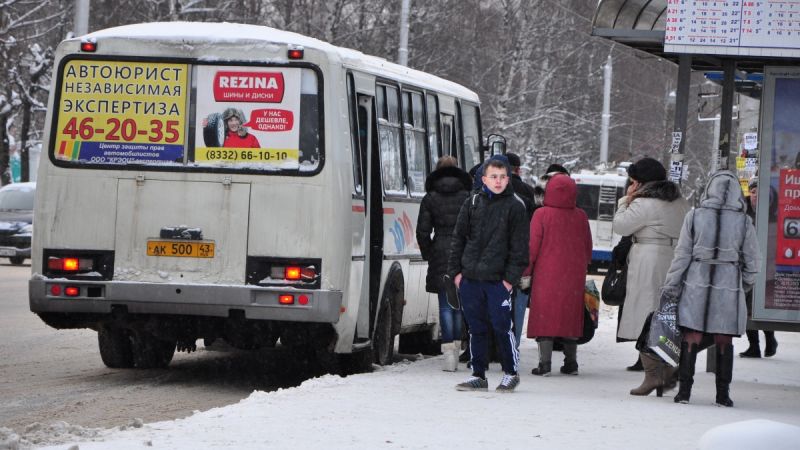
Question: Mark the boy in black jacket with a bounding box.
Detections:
[448,158,529,392]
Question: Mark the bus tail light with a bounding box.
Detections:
[64,286,81,297]
[80,37,97,52]
[48,257,94,271]
[285,266,301,280]
[43,250,115,280]
[249,258,320,288]
[278,294,294,305]
[287,45,304,60]
[300,267,317,281]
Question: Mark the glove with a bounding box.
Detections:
[518,276,531,291]
[661,285,681,302]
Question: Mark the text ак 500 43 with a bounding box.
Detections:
[147,240,214,258]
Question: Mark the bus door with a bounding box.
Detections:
[348,73,382,340]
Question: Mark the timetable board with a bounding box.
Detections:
[664,1,800,58]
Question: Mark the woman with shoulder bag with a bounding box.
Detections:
[416,156,473,372]
[613,158,689,373]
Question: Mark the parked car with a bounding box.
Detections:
[0,182,35,265]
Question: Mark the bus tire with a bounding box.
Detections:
[98,326,135,369]
[9,256,25,265]
[398,329,440,356]
[203,113,225,147]
[130,331,176,369]
[373,298,395,366]
[339,349,374,375]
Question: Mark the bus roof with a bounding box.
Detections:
[81,22,480,102]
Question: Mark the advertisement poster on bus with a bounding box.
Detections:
[764,69,800,317]
[194,66,301,170]
[54,60,188,164]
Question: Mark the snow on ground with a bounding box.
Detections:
[22,304,800,449]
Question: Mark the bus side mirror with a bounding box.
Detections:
[491,140,506,156]
[483,134,507,157]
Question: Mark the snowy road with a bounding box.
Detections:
[3,264,800,449]
[0,264,327,439]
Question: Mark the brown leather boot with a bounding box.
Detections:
[630,352,665,397]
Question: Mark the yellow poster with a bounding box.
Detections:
[55,60,188,164]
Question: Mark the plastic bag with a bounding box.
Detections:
[647,289,681,367]
[576,280,600,345]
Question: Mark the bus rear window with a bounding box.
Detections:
[51,59,322,175]
[576,185,600,220]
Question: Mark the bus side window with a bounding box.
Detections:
[426,93,440,173]
[441,114,455,158]
[403,91,427,197]
[460,103,481,170]
[377,85,406,196]
[347,74,363,196]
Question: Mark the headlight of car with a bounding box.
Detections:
[17,223,33,235]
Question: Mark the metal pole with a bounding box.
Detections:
[718,59,736,170]
[711,113,721,173]
[74,0,90,36]
[600,55,612,164]
[398,0,410,66]
[668,54,692,184]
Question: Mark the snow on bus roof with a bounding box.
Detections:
[83,22,479,102]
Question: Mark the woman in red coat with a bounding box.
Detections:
[526,174,592,376]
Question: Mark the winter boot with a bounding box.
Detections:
[451,340,461,369]
[560,340,579,375]
[715,344,735,407]
[532,339,553,376]
[663,364,679,392]
[626,355,644,371]
[674,342,698,404]
[764,332,778,357]
[442,342,457,372]
[739,330,761,358]
[630,352,665,397]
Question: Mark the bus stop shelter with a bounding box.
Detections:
[592,0,800,334]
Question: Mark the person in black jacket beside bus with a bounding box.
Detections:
[448,158,529,393]
[416,155,473,372]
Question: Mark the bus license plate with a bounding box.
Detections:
[147,240,215,258]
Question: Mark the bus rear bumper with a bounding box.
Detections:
[29,279,342,323]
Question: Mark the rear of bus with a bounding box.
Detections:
[29,23,356,369]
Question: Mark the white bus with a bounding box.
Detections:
[571,169,627,273]
[29,22,490,373]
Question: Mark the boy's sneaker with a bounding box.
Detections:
[560,361,579,375]
[455,376,488,391]
[495,373,520,393]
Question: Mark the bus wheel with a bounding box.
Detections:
[9,256,25,265]
[130,331,176,369]
[98,326,134,368]
[373,299,395,366]
[339,349,374,375]
[398,329,440,356]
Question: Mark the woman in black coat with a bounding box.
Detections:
[416,155,472,371]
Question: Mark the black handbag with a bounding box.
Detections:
[601,262,627,306]
[601,236,632,306]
